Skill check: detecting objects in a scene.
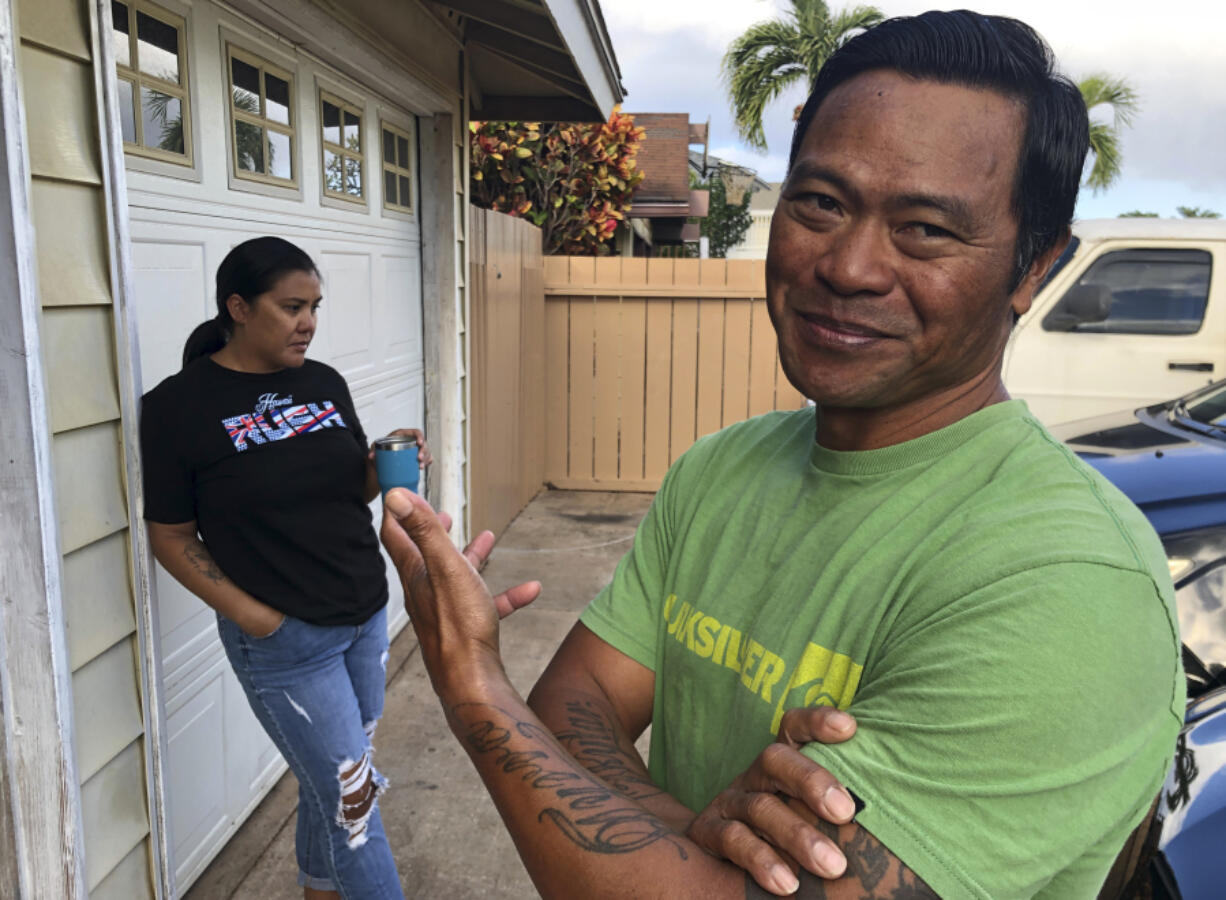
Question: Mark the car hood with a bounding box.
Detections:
[1052,408,1226,534]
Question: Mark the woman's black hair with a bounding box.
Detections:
[788,10,1090,292]
[181,236,320,368]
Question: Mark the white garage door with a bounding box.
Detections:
[119,0,427,889]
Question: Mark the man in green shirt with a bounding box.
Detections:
[381,10,1183,899]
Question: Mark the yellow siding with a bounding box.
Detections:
[41,306,122,432]
[90,843,155,900]
[79,740,152,891]
[20,46,101,184]
[30,179,112,306]
[72,638,144,783]
[62,532,138,671]
[16,0,91,61]
[51,421,129,553]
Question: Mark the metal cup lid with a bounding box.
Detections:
[373,436,418,450]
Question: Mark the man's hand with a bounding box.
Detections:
[688,707,859,893]
[379,489,540,694]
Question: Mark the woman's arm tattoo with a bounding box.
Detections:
[183,542,229,584]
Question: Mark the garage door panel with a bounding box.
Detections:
[383,253,423,365]
[165,673,228,881]
[318,250,375,377]
[131,240,210,387]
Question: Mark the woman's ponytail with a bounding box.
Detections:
[179,236,319,370]
[181,316,230,368]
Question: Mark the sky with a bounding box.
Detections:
[600,0,1226,220]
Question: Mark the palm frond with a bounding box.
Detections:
[1078,72,1139,129]
[1084,121,1122,192]
[723,2,884,152]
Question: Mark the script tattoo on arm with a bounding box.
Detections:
[456,701,687,858]
[742,819,937,899]
[551,699,665,802]
[183,542,230,585]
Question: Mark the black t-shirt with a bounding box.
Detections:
[140,357,387,625]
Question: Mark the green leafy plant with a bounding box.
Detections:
[697,175,754,258]
[470,109,645,255]
[1177,206,1221,219]
[1118,210,1159,217]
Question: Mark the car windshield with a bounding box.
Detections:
[1183,384,1226,428]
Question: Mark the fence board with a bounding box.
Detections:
[593,300,621,482]
[544,299,569,484]
[669,299,699,465]
[722,300,752,426]
[619,299,647,481]
[642,300,673,482]
[568,298,596,482]
[748,301,779,418]
[695,300,724,439]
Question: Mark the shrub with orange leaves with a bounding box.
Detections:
[470,108,645,255]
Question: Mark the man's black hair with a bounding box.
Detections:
[788,9,1089,291]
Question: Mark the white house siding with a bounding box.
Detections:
[16,0,158,895]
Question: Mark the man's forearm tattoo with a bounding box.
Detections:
[743,820,937,899]
[455,702,687,858]
[552,699,665,802]
[184,542,229,584]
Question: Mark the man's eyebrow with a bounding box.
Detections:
[887,192,979,232]
[785,162,855,197]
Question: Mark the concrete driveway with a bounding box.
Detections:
[184,490,653,899]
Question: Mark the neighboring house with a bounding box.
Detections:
[619,113,708,255]
[726,181,782,259]
[0,0,622,897]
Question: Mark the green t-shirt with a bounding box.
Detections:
[581,401,1184,899]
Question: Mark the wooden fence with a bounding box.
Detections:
[541,257,806,492]
[468,207,546,537]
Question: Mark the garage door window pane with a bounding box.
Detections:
[383,129,395,164]
[141,87,183,153]
[137,10,179,83]
[322,101,341,145]
[267,130,291,180]
[397,136,409,169]
[266,74,290,125]
[343,110,360,149]
[324,149,343,192]
[344,157,362,196]
[111,2,131,67]
[398,175,410,207]
[117,78,137,143]
[235,120,264,173]
[384,169,397,204]
[231,57,259,113]
[1043,249,1213,335]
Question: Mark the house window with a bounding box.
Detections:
[320,91,364,202]
[381,121,413,213]
[227,46,296,185]
[110,0,191,164]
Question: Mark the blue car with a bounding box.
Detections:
[1054,379,1226,899]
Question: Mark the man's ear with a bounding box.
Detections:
[224,293,250,325]
[1010,228,1071,318]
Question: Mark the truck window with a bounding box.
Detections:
[1042,248,1212,335]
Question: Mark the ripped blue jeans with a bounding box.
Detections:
[217,606,403,898]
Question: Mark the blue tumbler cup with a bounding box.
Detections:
[373,436,420,495]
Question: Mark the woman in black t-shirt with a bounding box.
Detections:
[141,237,425,899]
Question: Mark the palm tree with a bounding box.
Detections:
[723,0,883,151]
[1078,73,1139,193]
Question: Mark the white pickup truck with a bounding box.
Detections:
[1005,218,1226,426]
